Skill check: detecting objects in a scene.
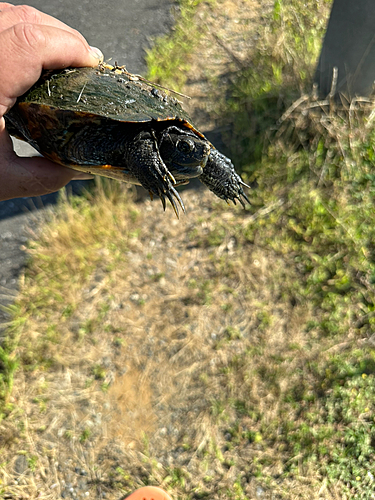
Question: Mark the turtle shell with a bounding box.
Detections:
[12,64,203,136]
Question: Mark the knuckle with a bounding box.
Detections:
[11,5,43,24]
[69,27,82,40]
[11,22,46,51]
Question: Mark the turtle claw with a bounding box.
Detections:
[238,181,251,207]
[229,190,249,209]
[156,186,185,218]
[165,191,180,219]
[159,192,167,211]
[170,186,185,213]
[240,179,251,190]
[240,191,251,206]
[167,171,177,185]
[144,169,185,217]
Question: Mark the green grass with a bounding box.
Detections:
[0,344,18,409]
[220,0,332,174]
[146,0,213,90]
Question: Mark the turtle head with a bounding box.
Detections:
[159,127,210,180]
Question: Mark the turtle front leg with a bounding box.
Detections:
[126,130,185,217]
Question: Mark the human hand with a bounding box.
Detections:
[0,3,103,201]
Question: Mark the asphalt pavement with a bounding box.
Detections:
[0,0,175,324]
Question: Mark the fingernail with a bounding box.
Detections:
[72,173,95,180]
[89,46,104,62]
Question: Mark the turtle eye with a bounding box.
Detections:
[177,139,194,154]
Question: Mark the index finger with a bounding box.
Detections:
[0,23,102,116]
[0,4,88,43]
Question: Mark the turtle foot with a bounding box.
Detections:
[199,149,250,207]
[130,132,186,217]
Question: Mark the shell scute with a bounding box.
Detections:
[21,66,195,127]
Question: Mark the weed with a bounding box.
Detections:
[92,364,106,380]
[164,466,188,488]
[27,455,38,472]
[79,429,91,443]
[0,346,18,404]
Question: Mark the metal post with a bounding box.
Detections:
[315,0,375,98]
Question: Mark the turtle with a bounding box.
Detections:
[5,64,249,216]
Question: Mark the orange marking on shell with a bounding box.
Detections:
[44,150,66,166]
[154,116,206,139]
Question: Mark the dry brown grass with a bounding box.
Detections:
[0,182,341,499]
